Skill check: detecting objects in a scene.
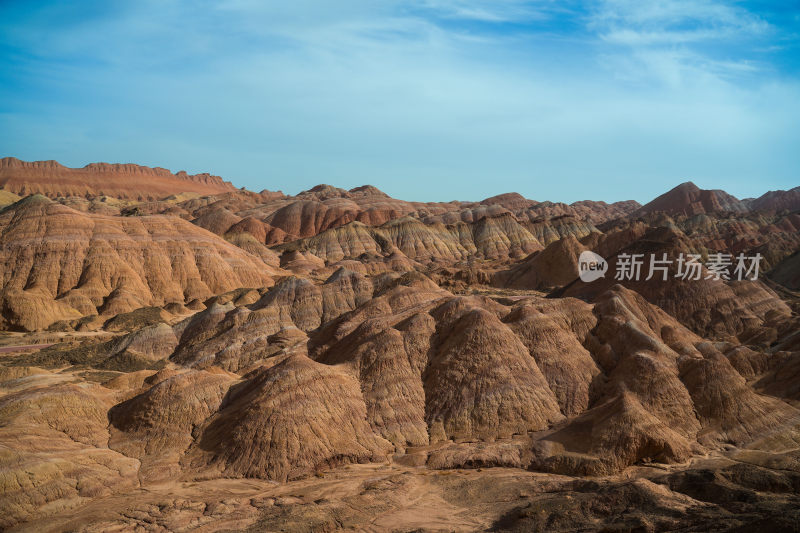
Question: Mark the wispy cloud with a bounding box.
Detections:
[416,0,551,22]
[587,0,778,86]
[592,0,771,42]
[0,1,798,203]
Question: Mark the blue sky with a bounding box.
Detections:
[1,0,798,203]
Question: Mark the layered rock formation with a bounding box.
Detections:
[0,163,798,531]
[187,353,392,481]
[0,157,236,200]
[0,195,281,330]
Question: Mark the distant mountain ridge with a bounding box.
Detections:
[634,181,800,217]
[4,157,797,216]
[0,157,236,200]
[634,181,747,216]
[746,186,800,212]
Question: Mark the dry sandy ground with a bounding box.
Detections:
[11,452,800,533]
[11,464,536,532]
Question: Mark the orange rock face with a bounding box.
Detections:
[0,157,237,200]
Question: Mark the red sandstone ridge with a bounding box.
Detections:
[634,181,747,217]
[0,157,237,200]
[745,186,800,213]
[479,192,537,211]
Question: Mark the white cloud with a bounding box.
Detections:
[587,0,774,87]
[416,0,550,22]
[592,0,771,41]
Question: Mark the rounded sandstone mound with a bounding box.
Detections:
[187,353,392,481]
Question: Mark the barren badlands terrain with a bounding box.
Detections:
[1,158,800,532]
